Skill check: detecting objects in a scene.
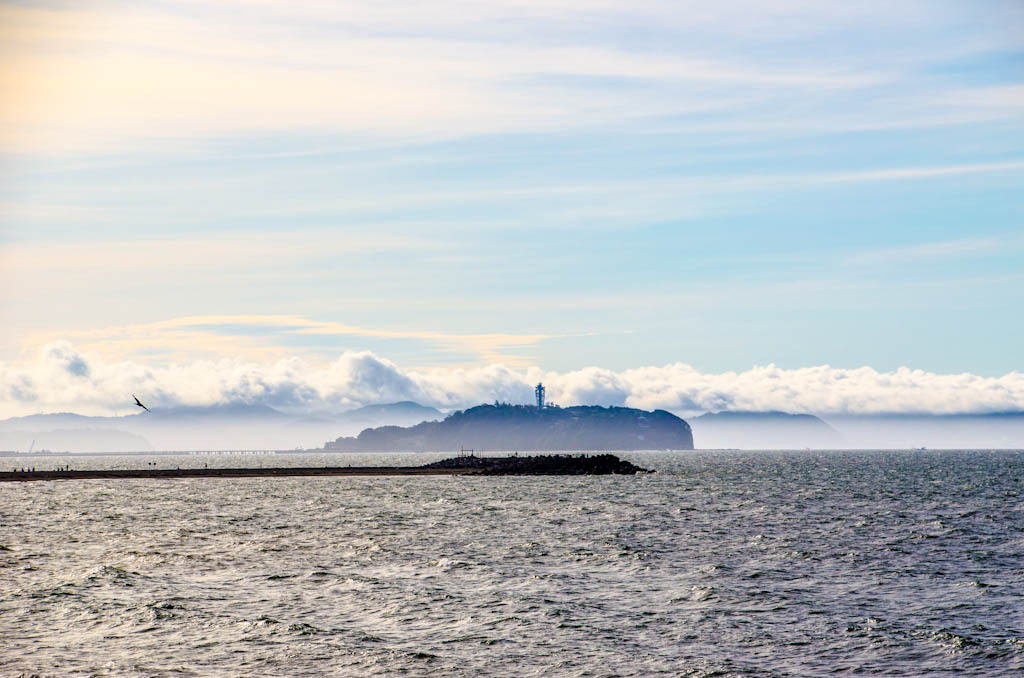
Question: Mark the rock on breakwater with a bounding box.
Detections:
[422,453,651,475]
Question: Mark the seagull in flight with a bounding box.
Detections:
[133,395,150,412]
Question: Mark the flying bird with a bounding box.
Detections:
[133,395,150,412]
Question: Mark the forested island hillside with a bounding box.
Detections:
[323,403,694,452]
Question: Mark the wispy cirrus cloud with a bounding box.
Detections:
[2,0,1021,384]
[0,230,441,272]
[3,0,1017,152]
[18,315,554,367]
[8,159,1019,239]
[814,161,1024,184]
[844,236,1010,266]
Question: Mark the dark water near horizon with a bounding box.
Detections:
[2,449,1023,677]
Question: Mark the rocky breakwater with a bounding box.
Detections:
[423,453,651,475]
[1,454,650,482]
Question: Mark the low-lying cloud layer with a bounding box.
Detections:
[1,341,1022,418]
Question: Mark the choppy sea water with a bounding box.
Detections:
[2,449,1023,677]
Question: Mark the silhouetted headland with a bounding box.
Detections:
[324,403,694,452]
[0,453,649,482]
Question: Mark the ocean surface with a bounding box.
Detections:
[2,449,1022,677]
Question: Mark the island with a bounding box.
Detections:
[323,403,694,452]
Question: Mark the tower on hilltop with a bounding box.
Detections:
[535,382,546,409]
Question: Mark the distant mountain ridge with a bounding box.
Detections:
[0,429,152,453]
[325,403,694,452]
[824,412,1024,449]
[0,401,444,452]
[335,401,443,427]
[690,410,843,449]
[689,410,1024,449]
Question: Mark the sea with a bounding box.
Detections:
[2,449,1022,677]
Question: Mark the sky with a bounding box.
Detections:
[1,0,1023,417]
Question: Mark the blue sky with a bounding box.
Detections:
[0,0,1022,415]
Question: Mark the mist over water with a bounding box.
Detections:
[2,450,1022,676]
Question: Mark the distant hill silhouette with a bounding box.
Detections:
[0,401,444,452]
[0,428,153,453]
[324,403,694,452]
[143,403,289,420]
[824,412,1024,449]
[335,401,443,428]
[691,410,842,449]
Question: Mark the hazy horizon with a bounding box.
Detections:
[5,386,1024,453]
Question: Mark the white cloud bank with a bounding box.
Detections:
[2,341,1022,418]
